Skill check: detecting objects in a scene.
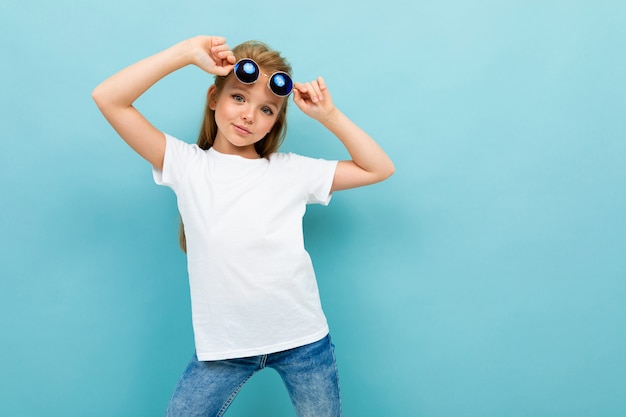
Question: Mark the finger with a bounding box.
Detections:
[292,87,312,108]
[318,76,332,101]
[209,45,235,71]
[293,82,307,95]
[307,81,323,102]
[209,36,227,46]
[211,44,232,61]
[317,76,327,91]
[292,85,307,101]
[217,50,235,65]
[293,85,313,104]
[292,89,306,110]
[212,64,234,76]
[299,82,315,102]
[292,88,302,105]
[211,43,231,54]
[211,43,230,52]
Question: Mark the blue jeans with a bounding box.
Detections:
[165,335,341,417]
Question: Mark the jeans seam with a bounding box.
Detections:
[329,340,342,417]
[215,371,256,417]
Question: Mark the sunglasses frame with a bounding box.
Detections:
[233,58,293,97]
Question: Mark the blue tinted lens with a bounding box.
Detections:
[242,62,255,75]
[273,75,286,88]
[269,72,293,96]
[234,59,259,83]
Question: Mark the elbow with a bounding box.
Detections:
[379,160,395,182]
[367,162,394,186]
[367,159,394,185]
[91,83,114,111]
[386,161,396,178]
[91,85,105,108]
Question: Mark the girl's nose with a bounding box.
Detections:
[241,107,254,123]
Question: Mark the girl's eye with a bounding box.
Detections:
[232,94,244,102]
[261,107,274,116]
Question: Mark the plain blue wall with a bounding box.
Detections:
[1,1,625,416]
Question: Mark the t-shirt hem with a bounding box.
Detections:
[195,327,330,361]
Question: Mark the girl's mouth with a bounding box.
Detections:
[233,124,251,135]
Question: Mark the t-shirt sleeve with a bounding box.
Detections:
[290,153,338,206]
[152,133,200,189]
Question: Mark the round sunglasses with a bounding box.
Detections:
[233,58,294,97]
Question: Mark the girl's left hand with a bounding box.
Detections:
[293,77,336,121]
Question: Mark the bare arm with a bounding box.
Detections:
[91,36,235,170]
[293,77,395,192]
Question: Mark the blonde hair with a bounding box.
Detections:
[179,41,293,252]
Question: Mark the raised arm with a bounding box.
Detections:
[293,77,395,192]
[91,36,235,170]
[318,107,395,192]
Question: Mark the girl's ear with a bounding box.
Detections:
[207,85,218,110]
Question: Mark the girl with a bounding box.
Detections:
[92,36,394,417]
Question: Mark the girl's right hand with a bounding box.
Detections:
[92,36,236,172]
[185,36,236,76]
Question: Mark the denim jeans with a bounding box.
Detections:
[165,334,341,417]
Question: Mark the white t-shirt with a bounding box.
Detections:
[153,134,338,360]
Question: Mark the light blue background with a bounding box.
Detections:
[1,1,625,416]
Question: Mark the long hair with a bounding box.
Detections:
[179,41,293,252]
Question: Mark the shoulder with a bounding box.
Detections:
[269,151,334,166]
[162,133,209,163]
[165,133,203,152]
[266,152,299,170]
[268,152,338,182]
[268,151,298,162]
[157,133,209,184]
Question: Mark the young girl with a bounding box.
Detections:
[92,36,394,417]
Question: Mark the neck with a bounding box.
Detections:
[213,138,260,159]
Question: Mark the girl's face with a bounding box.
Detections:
[210,74,285,159]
